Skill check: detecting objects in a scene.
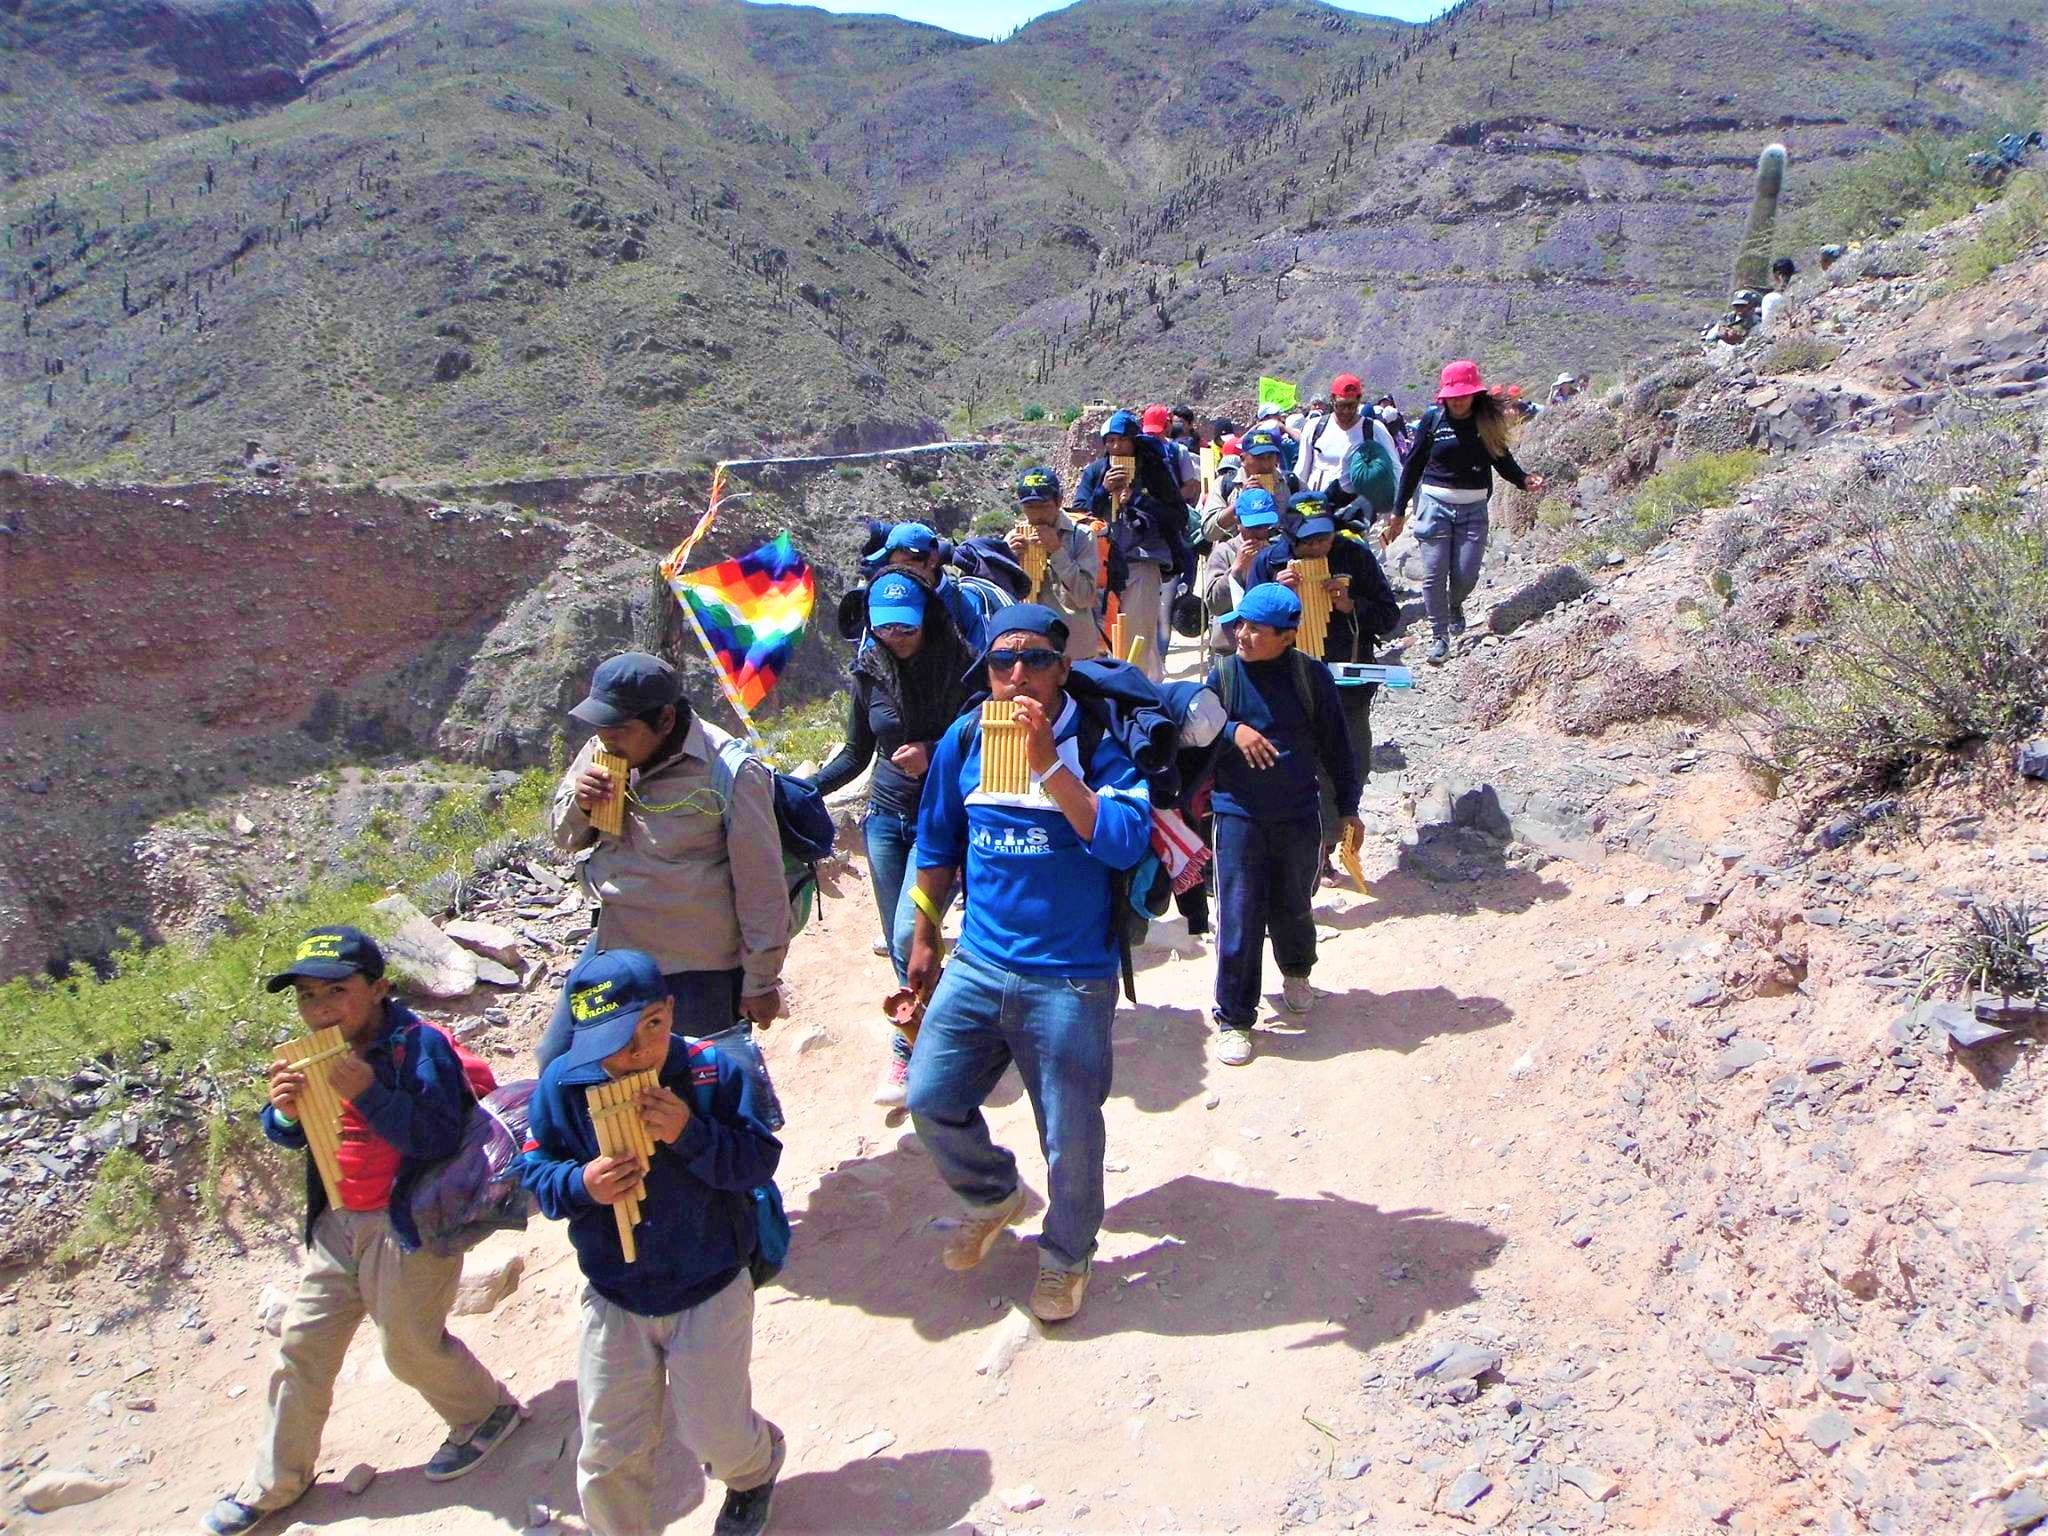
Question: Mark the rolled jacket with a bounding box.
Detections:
[550,717,791,997]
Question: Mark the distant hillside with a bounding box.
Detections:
[1,0,2040,482]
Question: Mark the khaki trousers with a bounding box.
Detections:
[236,1208,505,1511]
[576,1271,778,1536]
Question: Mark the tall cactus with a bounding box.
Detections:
[1731,143,1787,295]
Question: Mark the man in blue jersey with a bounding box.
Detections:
[903,604,1153,1323]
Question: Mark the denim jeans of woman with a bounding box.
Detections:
[1415,492,1490,639]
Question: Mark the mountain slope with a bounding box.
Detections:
[2,0,2040,481]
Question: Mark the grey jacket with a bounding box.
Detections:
[1017,514,1102,658]
[550,718,790,997]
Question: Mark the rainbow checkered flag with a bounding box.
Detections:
[667,532,816,713]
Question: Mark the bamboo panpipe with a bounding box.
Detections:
[1292,556,1334,659]
[1340,820,1370,897]
[1109,611,1128,662]
[587,1068,658,1263]
[1248,470,1279,497]
[589,749,630,837]
[275,1028,351,1210]
[1015,527,1048,600]
[1109,454,1135,513]
[979,700,1030,796]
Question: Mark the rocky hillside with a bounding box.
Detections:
[3,0,2040,482]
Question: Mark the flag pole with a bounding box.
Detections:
[674,589,767,755]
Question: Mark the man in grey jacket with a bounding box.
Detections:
[535,652,790,1066]
[1005,465,1101,660]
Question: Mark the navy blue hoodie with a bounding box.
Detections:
[260,999,471,1250]
[1205,651,1360,824]
[518,1035,780,1317]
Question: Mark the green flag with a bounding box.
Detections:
[1257,375,1298,413]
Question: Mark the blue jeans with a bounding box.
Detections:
[906,948,1117,1273]
[1415,492,1490,639]
[535,933,744,1067]
[1213,813,1320,1030]
[863,809,919,988]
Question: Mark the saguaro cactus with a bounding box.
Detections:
[1731,143,1787,296]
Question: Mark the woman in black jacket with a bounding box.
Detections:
[812,566,974,1106]
[1393,360,1546,663]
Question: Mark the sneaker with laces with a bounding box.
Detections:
[942,1185,1026,1271]
[1282,976,1316,1014]
[200,1498,266,1536]
[1212,1028,1255,1066]
[872,1054,909,1108]
[713,1429,786,1536]
[425,1401,521,1482]
[1425,637,1450,664]
[1030,1265,1089,1323]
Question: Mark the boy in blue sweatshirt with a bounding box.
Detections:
[905,603,1153,1323]
[202,927,519,1536]
[519,948,784,1536]
[1204,584,1363,1067]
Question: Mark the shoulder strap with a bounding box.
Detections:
[1289,649,1320,731]
[710,735,754,827]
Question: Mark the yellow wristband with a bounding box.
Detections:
[911,885,946,928]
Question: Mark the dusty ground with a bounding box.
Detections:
[9,588,2044,1535]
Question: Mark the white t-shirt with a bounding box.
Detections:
[1296,413,1398,495]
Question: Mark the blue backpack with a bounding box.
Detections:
[683,1039,791,1287]
[710,737,836,936]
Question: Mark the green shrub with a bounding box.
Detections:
[1797,133,1983,244]
[1758,337,1842,375]
[1778,494,2048,780]
[1019,404,1046,422]
[1626,449,1765,546]
[56,1149,158,1262]
[1946,171,2047,289]
[759,695,844,770]
[834,464,864,482]
[1058,406,1082,425]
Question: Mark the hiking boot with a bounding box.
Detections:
[200,1499,266,1536]
[713,1429,786,1536]
[872,1054,909,1109]
[1030,1265,1089,1323]
[1212,1028,1255,1067]
[1425,637,1450,665]
[942,1185,1026,1271]
[425,1401,522,1482]
[1282,976,1317,1014]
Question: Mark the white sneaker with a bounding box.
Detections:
[942,1185,1027,1271]
[872,1054,909,1108]
[1212,1028,1254,1066]
[1282,976,1316,1014]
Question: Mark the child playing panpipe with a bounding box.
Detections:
[202,927,521,1536]
[519,949,786,1536]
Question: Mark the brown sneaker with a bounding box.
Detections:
[941,1186,1026,1271]
[1030,1265,1088,1323]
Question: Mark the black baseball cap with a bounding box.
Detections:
[266,926,385,992]
[570,652,679,727]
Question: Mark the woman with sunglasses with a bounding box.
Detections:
[812,567,975,1107]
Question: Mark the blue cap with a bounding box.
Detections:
[1241,427,1283,458]
[1217,581,1302,630]
[965,602,1071,683]
[266,925,385,992]
[1235,487,1280,528]
[571,652,678,727]
[556,949,671,1071]
[1015,465,1062,503]
[883,522,939,557]
[1294,514,1337,540]
[1102,410,1141,438]
[867,570,927,629]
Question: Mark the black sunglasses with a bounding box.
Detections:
[986,647,1062,673]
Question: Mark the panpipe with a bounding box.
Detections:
[1247,470,1279,497]
[1015,526,1047,600]
[586,1068,657,1263]
[1291,556,1334,659]
[1108,610,1128,662]
[275,1028,351,1210]
[978,700,1031,796]
[1109,454,1136,513]
[589,749,630,837]
[1340,821,1370,898]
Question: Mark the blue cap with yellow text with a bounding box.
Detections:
[557,949,671,1071]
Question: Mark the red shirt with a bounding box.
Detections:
[334,1099,402,1212]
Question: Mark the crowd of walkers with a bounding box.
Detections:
[207,355,1559,1536]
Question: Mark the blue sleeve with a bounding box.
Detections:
[260,1103,309,1151]
[350,1026,468,1161]
[517,1074,594,1218]
[1249,543,1289,587]
[1082,733,1152,870]
[662,1051,782,1193]
[915,719,971,869]
[1312,664,1361,817]
[1077,460,1112,520]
